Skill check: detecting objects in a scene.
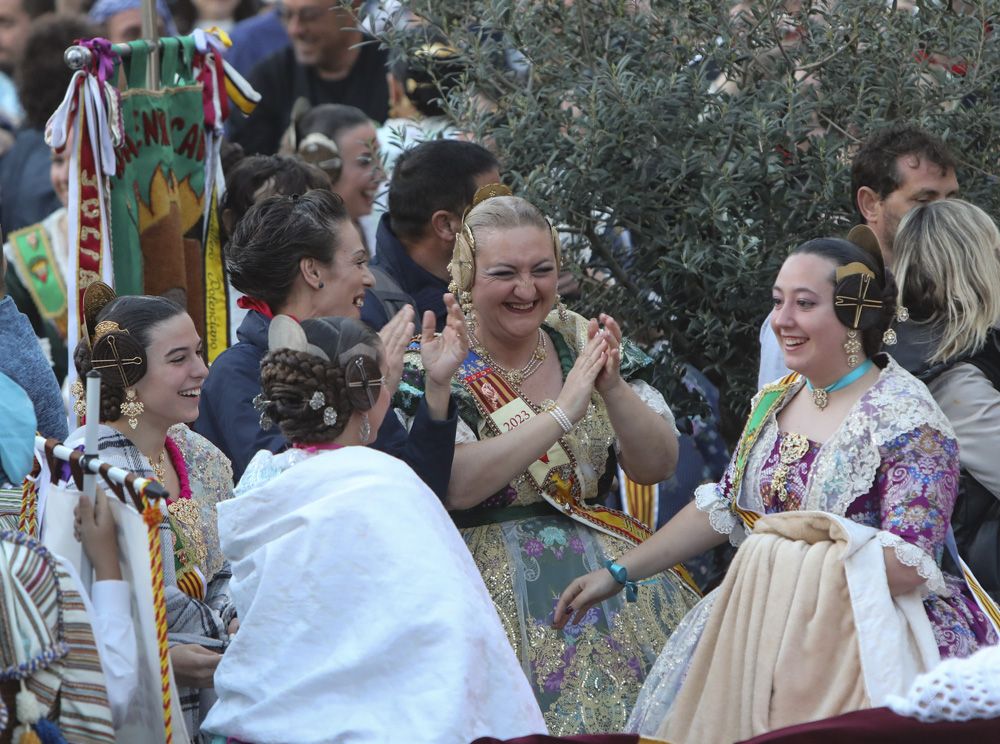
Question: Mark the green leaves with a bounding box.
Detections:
[380,0,1000,440]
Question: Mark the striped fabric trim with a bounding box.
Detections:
[0,537,115,743]
[619,468,657,531]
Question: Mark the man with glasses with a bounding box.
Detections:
[227,0,389,155]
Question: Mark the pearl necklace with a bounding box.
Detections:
[470,328,547,387]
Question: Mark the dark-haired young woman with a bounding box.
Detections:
[554,233,998,742]
[201,315,545,743]
[64,285,236,740]
[196,189,461,494]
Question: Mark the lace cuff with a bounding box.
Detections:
[694,482,747,547]
[628,379,680,436]
[877,531,948,596]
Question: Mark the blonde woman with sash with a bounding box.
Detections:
[395,188,701,735]
[555,231,999,743]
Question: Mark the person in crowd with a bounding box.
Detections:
[0,0,53,129]
[0,250,67,440]
[227,0,388,155]
[758,124,960,387]
[67,284,236,741]
[224,3,286,77]
[378,30,465,177]
[394,188,701,734]
[220,153,330,244]
[361,139,500,331]
[87,0,177,43]
[196,189,462,492]
[172,0,258,35]
[891,199,1000,600]
[217,154,330,341]
[1,368,139,734]
[556,233,997,741]
[0,13,93,238]
[2,16,98,384]
[201,314,546,743]
[287,103,383,247]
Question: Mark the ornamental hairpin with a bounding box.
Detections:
[252,393,273,430]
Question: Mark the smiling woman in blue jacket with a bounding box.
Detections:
[195,189,462,494]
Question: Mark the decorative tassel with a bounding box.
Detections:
[15,687,42,727]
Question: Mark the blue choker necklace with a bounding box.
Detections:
[805,359,873,410]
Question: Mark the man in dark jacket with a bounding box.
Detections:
[227,0,388,155]
[362,140,499,331]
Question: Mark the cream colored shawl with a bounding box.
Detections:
[658,511,938,744]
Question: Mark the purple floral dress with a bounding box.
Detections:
[761,429,996,658]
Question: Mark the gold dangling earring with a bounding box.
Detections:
[120,388,144,430]
[460,290,476,335]
[844,329,862,368]
[70,379,87,418]
[555,293,569,323]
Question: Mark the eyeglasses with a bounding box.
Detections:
[277,3,337,25]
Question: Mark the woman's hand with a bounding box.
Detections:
[169,644,222,688]
[420,293,469,388]
[589,314,625,395]
[552,567,622,629]
[74,488,122,581]
[555,330,607,423]
[377,304,416,396]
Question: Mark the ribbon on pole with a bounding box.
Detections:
[45,38,122,396]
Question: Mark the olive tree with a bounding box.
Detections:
[379,0,1000,438]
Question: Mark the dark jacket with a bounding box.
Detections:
[0,128,61,234]
[361,214,449,332]
[227,42,389,155]
[194,310,457,498]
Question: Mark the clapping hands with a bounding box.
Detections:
[421,293,470,387]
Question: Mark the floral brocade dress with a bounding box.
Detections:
[629,358,997,736]
[396,310,701,735]
[760,431,995,657]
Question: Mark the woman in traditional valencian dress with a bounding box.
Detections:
[64,284,235,742]
[555,231,999,743]
[395,188,701,735]
[202,315,545,743]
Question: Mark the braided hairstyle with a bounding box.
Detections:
[259,317,383,444]
[73,295,185,422]
[789,238,898,359]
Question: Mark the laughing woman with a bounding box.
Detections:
[197,189,461,493]
[394,190,701,735]
[65,285,236,741]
